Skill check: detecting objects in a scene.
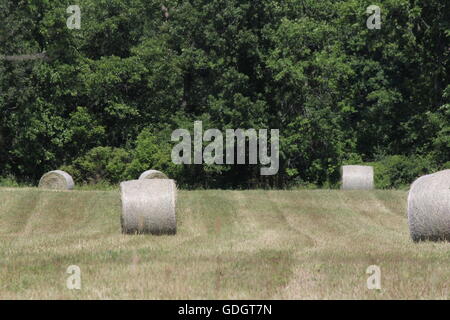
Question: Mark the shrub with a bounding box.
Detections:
[126,128,182,181]
[63,147,132,184]
[0,175,20,187]
[368,155,437,189]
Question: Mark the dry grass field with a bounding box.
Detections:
[0,187,448,299]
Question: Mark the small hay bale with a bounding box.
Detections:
[38,170,74,190]
[138,170,169,180]
[120,179,177,235]
[341,165,374,190]
[407,169,450,242]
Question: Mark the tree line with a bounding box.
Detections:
[0,0,448,188]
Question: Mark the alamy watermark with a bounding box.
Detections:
[366,5,381,30]
[171,121,279,176]
[366,265,381,290]
[66,265,81,290]
[67,5,81,30]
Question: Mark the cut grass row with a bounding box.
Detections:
[0,188,448,299]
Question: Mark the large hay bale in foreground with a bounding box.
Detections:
[38,170,74,190]
[120,179,177,235]
[138,170,168,180]
[341,165,374,190]
[407,170,450,242]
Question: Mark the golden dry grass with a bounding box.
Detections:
[0,187,448,299]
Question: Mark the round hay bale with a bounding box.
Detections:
[38,170,74,190]
[407,170,450,242]
[138,170,169,180]
[120,179,177,235]
[341,165,374,190]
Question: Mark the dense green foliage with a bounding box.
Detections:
[0,0,448,188]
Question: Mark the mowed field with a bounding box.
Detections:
[0,188,448,299]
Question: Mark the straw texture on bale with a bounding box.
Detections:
[120,179,177,235]
[340,165,374,190]
[138,169,168,180]
[407,170,450,242]
[38,170,74,190]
